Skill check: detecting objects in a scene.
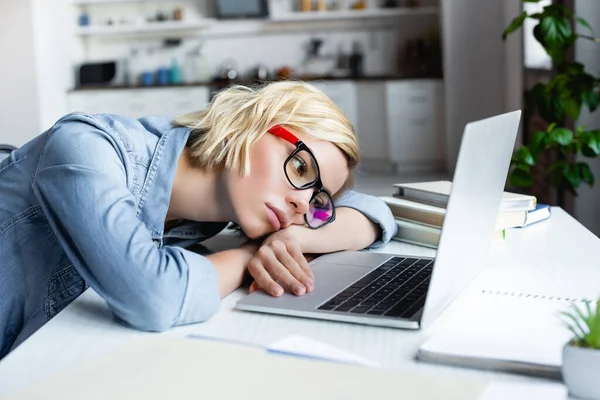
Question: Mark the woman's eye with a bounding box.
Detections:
[292,155,307,176]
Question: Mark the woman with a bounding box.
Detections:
[0,81,396,359]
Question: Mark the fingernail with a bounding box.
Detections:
[294,286,306,295]
[274,287,283,296]
[304,281,313,291]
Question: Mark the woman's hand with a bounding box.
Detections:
[247,226,315,297]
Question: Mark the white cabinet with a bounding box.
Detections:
[309,81,358,133]
[68,87,210,118]
[385,80,444,172]
[355,82,390,169]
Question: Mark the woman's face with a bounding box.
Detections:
[227,128,350,239]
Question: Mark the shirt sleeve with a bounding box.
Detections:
[32,117,220,332]
[334,190,398,249]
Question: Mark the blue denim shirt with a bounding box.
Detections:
[0,112,397,358]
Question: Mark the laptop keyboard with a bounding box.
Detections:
[317,257,433,318]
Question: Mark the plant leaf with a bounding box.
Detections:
[563,98,581,120]
[529,131,547,157]
[564,163,581,189]
[547,122,557,133]
[515,147,536,166]
[576,16,594,35]
[509,167,533,188]
[503,12,528,40]
[550,127,574,146]
[593,300,600,348]
[582,130,600,157]
[577,163,595,186]
[562,310,586,339]
[582,90,600,112]
[540,16,572,47]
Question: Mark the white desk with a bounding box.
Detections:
[1,208,598,396]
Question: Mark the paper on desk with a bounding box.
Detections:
[479,381,567,400]
[267,335,381,368]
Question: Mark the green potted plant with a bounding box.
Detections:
[561,299,600,399]
[502,1,600,206]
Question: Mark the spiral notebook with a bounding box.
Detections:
[417,289,592,379]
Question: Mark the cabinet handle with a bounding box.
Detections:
[410,118,429,126]
[408,96,428,103]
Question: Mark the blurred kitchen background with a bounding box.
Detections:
[1,0,600,234]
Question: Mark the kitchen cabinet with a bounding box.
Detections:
[355,82,390,170]
[66,80,445,173]
[68,87,210,118]
[385,80,445,172]
[309,80,358,131]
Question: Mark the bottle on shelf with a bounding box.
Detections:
[170,57,182,85]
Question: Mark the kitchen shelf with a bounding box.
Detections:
[72,0,180,4]
[269,6,439,22]
[74,6,438,37]
[76,19,214,36]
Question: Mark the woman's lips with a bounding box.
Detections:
[266,205,281,231]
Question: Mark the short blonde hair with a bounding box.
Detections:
[173,81,359,195]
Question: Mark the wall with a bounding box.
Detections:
[441,0,522,173]
[575,0,600,235]
[0,0,42,147]
[31,0,71,132]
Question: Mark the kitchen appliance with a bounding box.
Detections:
[215,0,269,19]
[78,61,128,86]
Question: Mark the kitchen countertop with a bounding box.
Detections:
[68,73,443,92]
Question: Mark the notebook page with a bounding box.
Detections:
[419,294,573,369]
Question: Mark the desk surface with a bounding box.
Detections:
[1,208,598,396]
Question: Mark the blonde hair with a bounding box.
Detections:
[172,81,359,195]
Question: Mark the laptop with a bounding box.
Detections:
[236,111,522,330]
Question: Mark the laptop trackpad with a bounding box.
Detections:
[236,262,371,312]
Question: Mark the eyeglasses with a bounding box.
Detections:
[268,125,336,229]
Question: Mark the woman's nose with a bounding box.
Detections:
[287,190,311,216]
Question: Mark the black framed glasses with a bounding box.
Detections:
[268,125,336,229]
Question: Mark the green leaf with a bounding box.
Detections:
[540,16,572,47]
[509,167,534,188]
[576,16,594,35]
[503,12,528,40]
[578,163,595,186]
[564,163,581,189]
[529,131,547,157]
[562,310,587,339]
[549,128,574,146]
[582,90,599,112]
[515,147,536,166]
[546,122,557,133]
[563,98,581,120]
[582,130,600,157]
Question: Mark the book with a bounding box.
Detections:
[392,218,505,249]
[393,181,537,212]
[416,290,590,379]
[519,204,551,227]
[381,196,528,231]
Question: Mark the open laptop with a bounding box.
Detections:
[236,111,522,329]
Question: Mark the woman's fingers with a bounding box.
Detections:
[247,256,283,297]
[271,241,313,292]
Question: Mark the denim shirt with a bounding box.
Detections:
[0,112,397,358]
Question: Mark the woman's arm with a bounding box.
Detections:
[295,189,398,253]
[245,190,397,296]
[209,244,258,297]
[288,207,379,254]
[33,115,242,333]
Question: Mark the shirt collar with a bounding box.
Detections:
[138,123,190,239]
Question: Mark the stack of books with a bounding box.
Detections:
[381,181,551,248]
